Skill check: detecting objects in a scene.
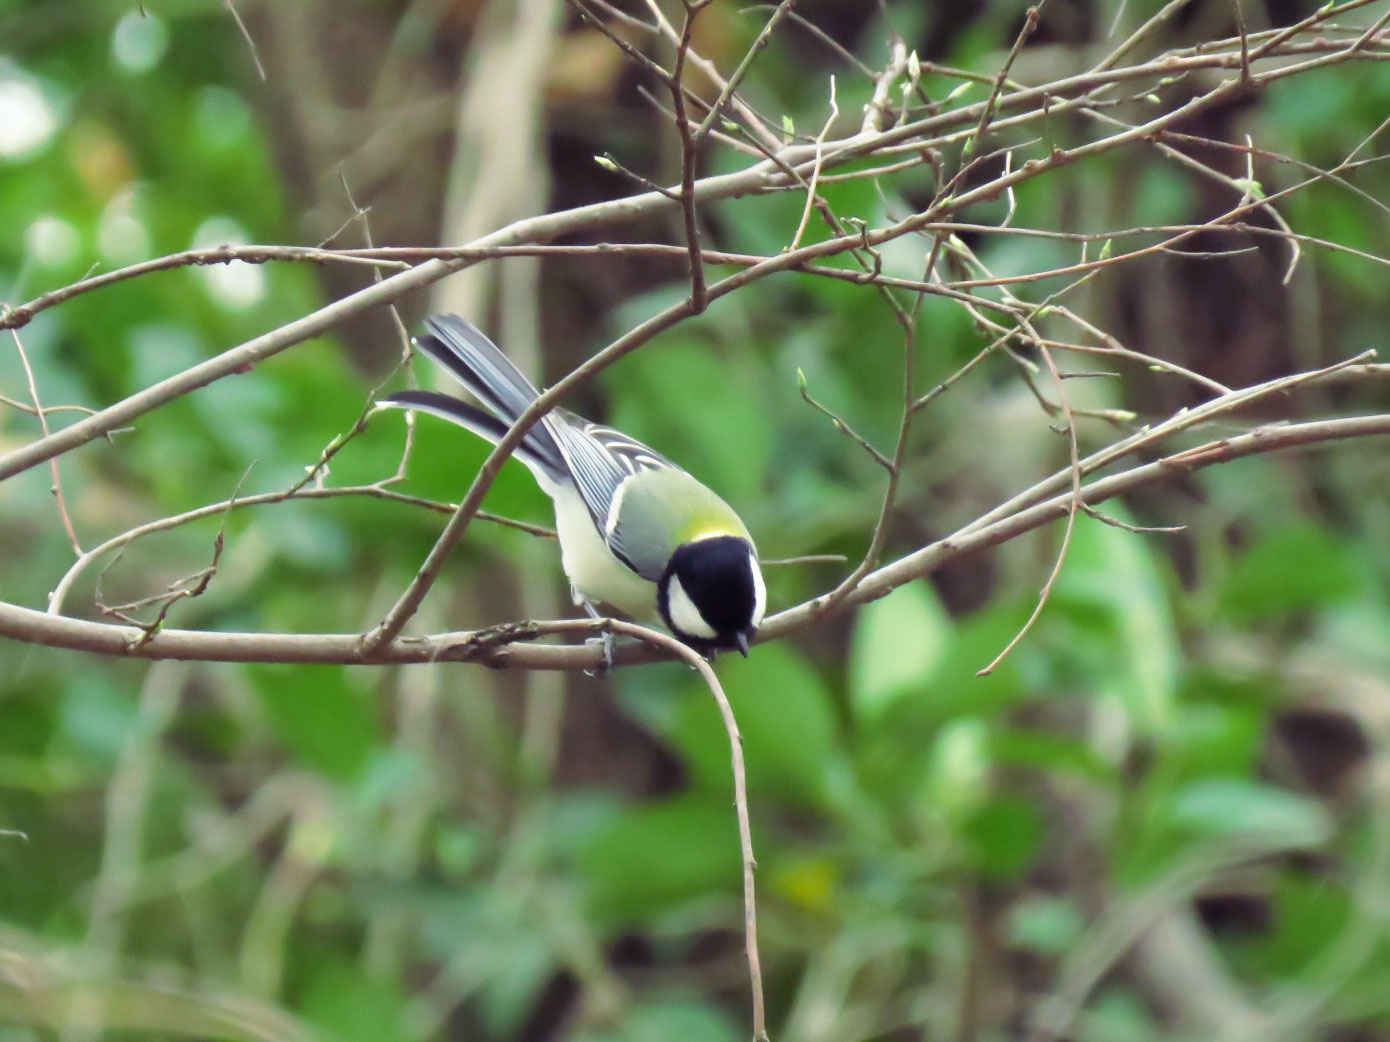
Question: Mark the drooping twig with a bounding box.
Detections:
[604,619,768,1041]
[976,340,1079,676]
[9,330,81,555]
[223,0,267,80]
[797,367,893,472]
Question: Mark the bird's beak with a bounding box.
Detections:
[734,631,751,658]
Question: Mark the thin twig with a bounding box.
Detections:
[1079,502,1186,534]
[223,0,267,80]
[0,395,97,418]
[569,0,675,86]
[595,153,682,198]
[962,2,1045,157]
[9,329,81,555]
[605,619,767,1041]
[640,0,784,150]
[977,338,1080,675]
[788,76,839,252]
[98,465,254,648]
[861,39,908,133]
[48,486,549,617]
[763,554,848,566]
[338,171,419,483]
[694,0,799,142]
[1093,0,1194,72]
[815,241,942,615]
[671,0,711,312]
[797,367,893,471]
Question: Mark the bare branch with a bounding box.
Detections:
[5,410,1390,670]
[8,330,80,555]
[694,0,799,142]
[961,2,1045,156]
[605,619,767,1040]
[862,39,908,134]
[670,0,710,312]
[48,484,549,618]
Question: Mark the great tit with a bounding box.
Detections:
[378,315,765,656]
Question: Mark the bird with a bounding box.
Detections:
[376,314,766,659]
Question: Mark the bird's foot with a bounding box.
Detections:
[583,630,617,676]
[578,598,615,676]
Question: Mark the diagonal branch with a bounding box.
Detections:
[670,0,711,312]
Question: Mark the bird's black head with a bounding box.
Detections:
[657,536,765,656]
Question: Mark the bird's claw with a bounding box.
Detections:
[577,597,616,676]
[583,630,616,676]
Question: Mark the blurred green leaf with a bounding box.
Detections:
[1217,524,1363,621]
[248,665,380,781]
[605,338,772,506]
[1077,989,1153,1042]
[575,1000,740,1042]
[1007,894,1086,956]
[300,961,409,1042]
[668,642,840,807]
[1167,778,1331,845]
[1243,869,1354,978]
[962,794,1043,881]
[1054,512,1178,734]
[915,716,990,823]
[576,796,740,925]
[56,673,141,768]
[848,581,951,724]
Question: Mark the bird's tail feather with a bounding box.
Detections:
[376,390,565,480]
[417,316,538,421]
[409,314,569,479]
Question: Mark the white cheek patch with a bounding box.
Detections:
[749,556,766,628]
[667,574,718,640]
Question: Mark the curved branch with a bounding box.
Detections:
[46,485,552,618]
[606,620,766,1040]
[5,412,1389,668]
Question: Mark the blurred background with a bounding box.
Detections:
[4,1,1390,1039]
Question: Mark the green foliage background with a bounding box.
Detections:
[3,1,1390,1040]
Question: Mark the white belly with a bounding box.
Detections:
[550,483,658,621]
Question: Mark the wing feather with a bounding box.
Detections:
[547,420,682,575]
